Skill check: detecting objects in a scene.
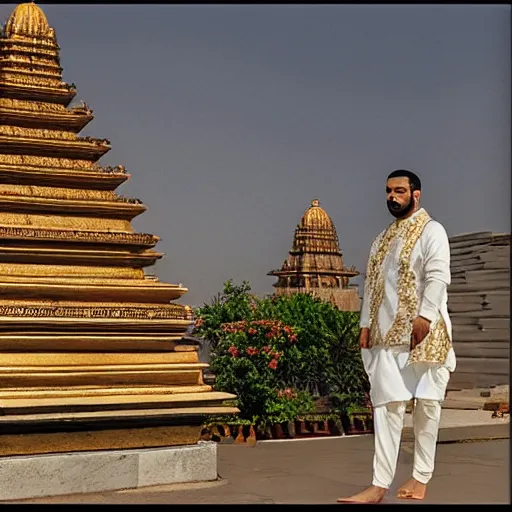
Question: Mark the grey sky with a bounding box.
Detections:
[1,4,510,307]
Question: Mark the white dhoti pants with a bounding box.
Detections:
[361,346,454,489]
[372,399,442,488]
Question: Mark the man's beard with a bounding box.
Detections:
[387,196,415,219]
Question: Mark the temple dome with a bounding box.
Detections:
[299,199,335,230]
[4,2,51,38]
[268,198,361,312]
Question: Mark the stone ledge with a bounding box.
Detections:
[0,441,217,502]
[402,423,510,443]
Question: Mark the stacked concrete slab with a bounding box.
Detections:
[447,232,510,390]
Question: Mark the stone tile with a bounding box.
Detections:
[0,450,138,501]
[137,442,218,487]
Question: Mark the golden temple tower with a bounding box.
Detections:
[268,199,361,311]
[0,2,236,456]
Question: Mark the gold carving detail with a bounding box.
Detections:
[0,264,142,279]
[0,185,115,202]
[0,225,157,246]
[0,42,59,56]
[2,38,58,56]
[1,72,63,88]
[1,62,61,77]
[0,304,192,321]
[0,213,133,231]
[0,125,77,141]
[0,54,59,66]
[0,154,97,170]
[0,98,66,113]
[4,3,52,39]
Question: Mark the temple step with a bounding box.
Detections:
[0,245,162,268]
[0,384,213,399]
[0,352,199,365]
[448,372,509,390]
[0,390,235,415]
[0,362,208,371]
[0,405,239,426]
[0,334,188,351]
[0,194,146,220]
[0,278,186,303]
[0,163,128,190]
[0,363,207,387]
[0,134,109,159]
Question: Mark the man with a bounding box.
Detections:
[338,169,456,504]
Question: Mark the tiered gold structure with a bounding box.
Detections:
[268,199,360,311]
[0,2,236,456]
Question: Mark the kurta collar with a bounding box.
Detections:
[394,207,426,226]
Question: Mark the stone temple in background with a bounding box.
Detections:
[268,199,360,311]
[0,2,236,457]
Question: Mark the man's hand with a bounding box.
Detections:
[411,316,431,349]
[359,327,370,349]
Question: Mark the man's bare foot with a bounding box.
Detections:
[337,485,387,504]
[396,478,427,500]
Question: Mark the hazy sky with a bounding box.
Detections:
[1,4,510,307]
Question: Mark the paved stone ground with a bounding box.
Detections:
[11,435,509,504]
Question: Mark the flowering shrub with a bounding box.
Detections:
[192,280,256,351]
[209,319,315,429]
[194,280,370,428]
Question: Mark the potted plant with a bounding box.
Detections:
[330,391,373,435]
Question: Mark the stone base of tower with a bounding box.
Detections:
[0,442,218,501]
[0,403,238,457]
[274,286,361,312]
[0,301,238,457]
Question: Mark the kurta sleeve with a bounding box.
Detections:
[418,221,451,323]
[360,237,378,329]
[359,271,371,328]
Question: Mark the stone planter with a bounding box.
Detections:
[270,423,286,439]
[328,418,343,436]
[340,410,374,435]
[285,421,296,438]
[201,423,258,445]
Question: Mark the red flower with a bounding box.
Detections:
[289,334,297,343]
[246,347,259,356]
[248,328,257,335]
[266,332,274,339]
[227,346,240,358]
[268,359,278,370]
[261,345,272,353]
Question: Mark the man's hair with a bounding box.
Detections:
[387,169,422,192]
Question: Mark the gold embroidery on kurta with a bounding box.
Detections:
[408,315,451,365]
[367,210,436,351]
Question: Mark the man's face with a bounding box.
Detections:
[386,177,419,218]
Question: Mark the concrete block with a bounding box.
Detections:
[0,442,218,501]
[138,442,217,487]
[0,450,138,501]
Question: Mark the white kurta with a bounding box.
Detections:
[360,208,456,408]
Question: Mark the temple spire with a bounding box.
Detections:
[268,199,361,311]
[5,2,52,38]
[0,2,236,455]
